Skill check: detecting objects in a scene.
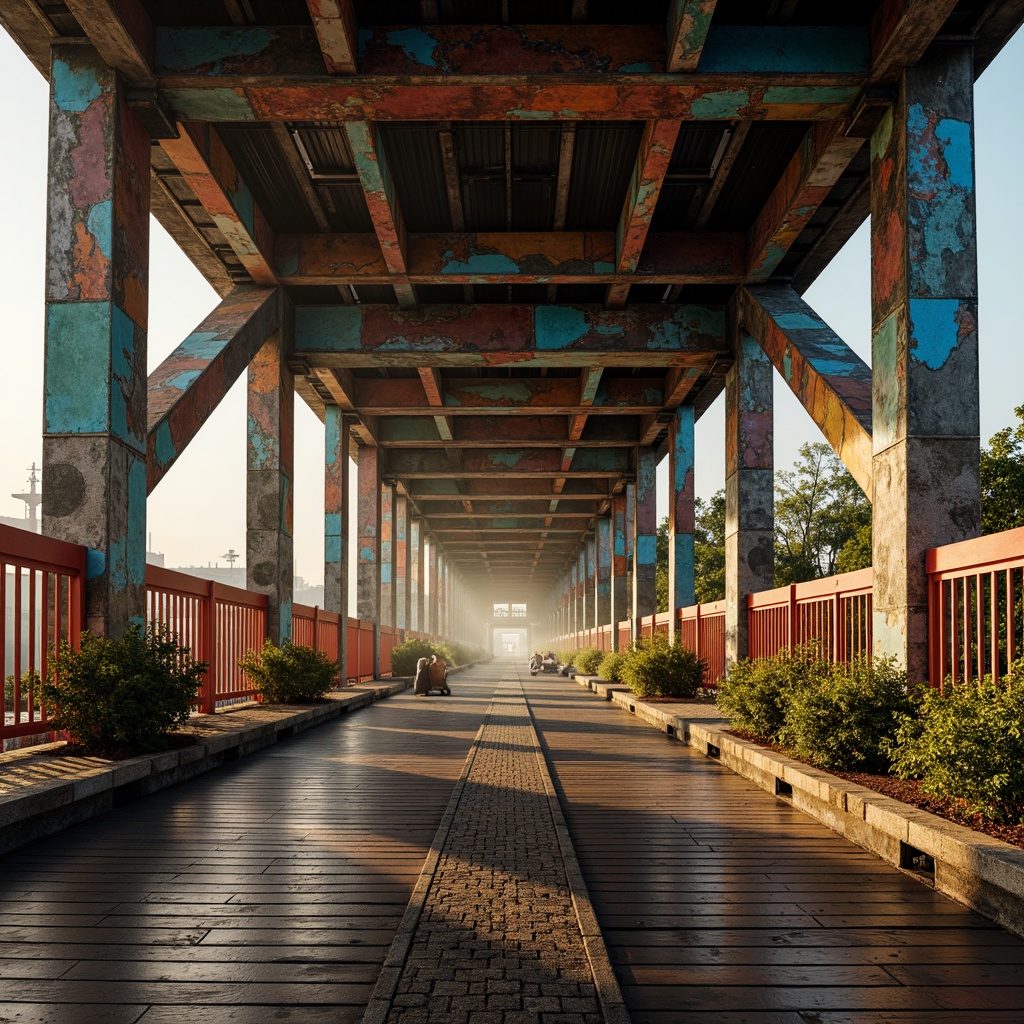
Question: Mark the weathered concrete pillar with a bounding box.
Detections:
[427,540,439,636]
[610,494,629,649]
[411,518,424,632]
[577,546,587,639]
[668,405,696,641]
[568,561,577,639]
[246,318,294,645]
[324,408,349,621]
[379,480,394,627]
[632,448,658,623]
[596,516,612,637]
[42,45,150,637]
[585,533,596,635]
[356,444,381,672]
[395,494,409,631]
[870,45,980,681]
[725,329,774,667]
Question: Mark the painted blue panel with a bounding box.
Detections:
[154,421,176,468]
[156,27,275,75]
[909,297,963,370]
[636,534,657,565]
[699,26,869,74]
[45,303,111,434]
[325,512,342,538]
[86,547,105,581]
[127,455,147,588]
[325,534,342,562]
[52,59,104,112]
[111,305,145,453]
[295,306,363,352]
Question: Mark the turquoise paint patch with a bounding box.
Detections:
[325,407,341,465]
[508,109,556,120]
[872,314,899,452]
[325,534,342,562]
[127,458,147,587]
[325,512,342,538]
[909,298,961,370]
[52,59,104,112]
[441,252,520,275]
[247,414,278,469]
[699,27,868,74]
[162,88,255,122]
[385,28,439,68]
[812,358,866,376]
[277,251,300,277]
[636,535,657,565]
[295,306,363,352]
[775,311,824,332]
[178,330,227,360]
[594,261,615,275]
[782,350,793,381]
[490,452,524,468]
[937,118,973,191]
[229,181,257,239]
[156,26,275,75]
[762,86,859,106]
[45,303,111,434]
[690,90,750,119]
[359,546,375,562]
[110,305,143,451]
[162,370,202,391]
[381,564,392,585]
[154,421,176,468]
[86,201,112,260]
[535,306,589,349]
[86,548,105,580]
[620,62,653,72]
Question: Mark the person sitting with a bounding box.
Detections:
[414,657,432,696]
[530,652,542,675]
[428,654,451,695]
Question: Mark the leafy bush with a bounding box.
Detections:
[556,649,576,668]
[5,668,40,712]
[597,651,628,683]
[573,647,604,675]
[238,640,339,703]
[889,668,1024,822]
[619,636,704,698]
[42,625,205,755]
[784,657,912,772]
[716,646,827,742]
[391,638,438,676]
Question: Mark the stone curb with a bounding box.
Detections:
[0,679,409,857]
[573,674,1024,942]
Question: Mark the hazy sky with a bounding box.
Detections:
[1,28,1022,590]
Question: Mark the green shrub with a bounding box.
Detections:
[5,668,40,712]
[42,625,205,755]
[619,636,704,698]
[784,657,912,772]
[556,649,576,667]
[238,640,339,703]
[597,651,628,683]
[716,646,826,742]
[391,638,438,676]
[889,668,1024,822]
[573,647,604,675]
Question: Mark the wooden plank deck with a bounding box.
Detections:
[522,670,1024,1024]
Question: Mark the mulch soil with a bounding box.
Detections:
[631,693,1024,851]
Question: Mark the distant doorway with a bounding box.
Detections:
[494,629,527,657]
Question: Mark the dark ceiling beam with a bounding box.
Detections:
[869,0,960,83]
[667,0,719,72]
[306,0,358,74]
[294,304,726,369]
[694,121,750,229]
[736,285,872,495]
[745,120,865,282]
[606,119,682,310]
[377,415,639,447]
[313,368,378,447]
[343,122,416,308]
[275,230,744,286]
[63,0,154,84]
[385,448,628,477]
[159,122,277,286]
[148,287,280,493]
[568,368,603,443]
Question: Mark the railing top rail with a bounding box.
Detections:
[926,525,1024,576]
[748,568,874,608]
[146,564,268,608]
[293,602,341,625]
[0,522,87,574]
[679,599,726,617]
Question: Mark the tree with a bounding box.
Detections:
[981,404,1024,535]
[655,516,669,613]
[774,442,871,585]
[695,490,726,603]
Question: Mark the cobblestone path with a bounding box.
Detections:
[364,674,626,1024]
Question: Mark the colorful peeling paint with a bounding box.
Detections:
[324,406,349,616]
[356,445,381,623]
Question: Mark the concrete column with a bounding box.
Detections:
[356,445,381,672]
[427,540,439,636]
[437,554,447,638]
[569,561,578,639]
[246,320,294,645]
[585,533,596,634]
[577,546,587,640]
[668,405,696,641]
[610,493,629,649]
[632,448,658,622]
[324,408,349,621]
[379,481,394,627]
[870,45,980,681]
[395,495,409,631]
[42,44,150,637]
[596,516,612,635]
[412,518,424,632]
[725,329,774,667]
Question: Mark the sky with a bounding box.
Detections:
[1,27,1023,591]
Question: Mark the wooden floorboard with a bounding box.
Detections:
[522,670,1024,1022]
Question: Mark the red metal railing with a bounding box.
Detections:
[347,616,376,682]
[748,568,873,664]
[1,524,85,748]
[678,599,727,687]
[927,525,1024,688]
[146,565,267,713]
